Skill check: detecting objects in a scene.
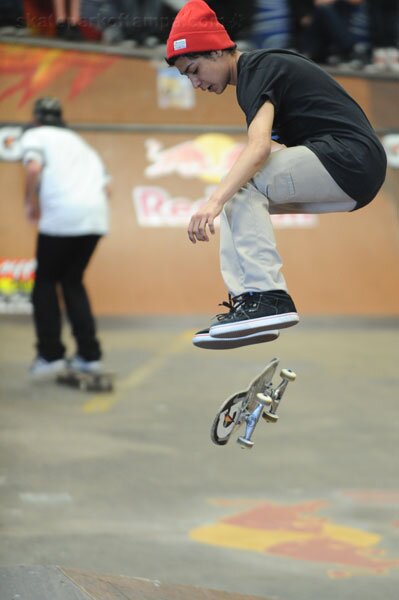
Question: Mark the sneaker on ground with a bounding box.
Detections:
[30,357,66,380]
[209,290,299,339]
[193,328,279,350]
[69,356,103,373]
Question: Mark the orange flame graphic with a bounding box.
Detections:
[0,45,117,106]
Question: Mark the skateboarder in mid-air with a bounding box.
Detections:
[166,0,387,350]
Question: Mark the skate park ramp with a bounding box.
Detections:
[0,565,270,600]
[0,39,398,600]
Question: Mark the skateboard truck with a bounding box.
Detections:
[237,368,296,449]
[237,393,272,449]
[262,368,296,424]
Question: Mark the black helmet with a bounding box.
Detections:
[33,97,64,125]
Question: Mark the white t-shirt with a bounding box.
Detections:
[21,126,109,235]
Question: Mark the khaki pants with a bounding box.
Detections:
[220,146,357,297]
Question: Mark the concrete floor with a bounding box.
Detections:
[0,314,398,600]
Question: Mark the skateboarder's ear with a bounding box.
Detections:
[210,50,223,59]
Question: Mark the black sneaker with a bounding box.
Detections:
[55,21,68,39]
[192,328,279,350]
[66,24,83,41]
[209,291,299,339]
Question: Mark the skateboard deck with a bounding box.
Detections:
[210,357,296,449]
[56,369,115,392]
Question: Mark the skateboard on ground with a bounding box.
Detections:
[56,369,115,392]
[210,357,296,449]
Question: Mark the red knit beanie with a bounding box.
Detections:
[166,0,234,60]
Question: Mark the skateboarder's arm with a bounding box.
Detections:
[188,101,274,243]
[23,159,42,223]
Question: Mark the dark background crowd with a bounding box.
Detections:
[0,1,398,71]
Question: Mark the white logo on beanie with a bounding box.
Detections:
[174,39,187,51]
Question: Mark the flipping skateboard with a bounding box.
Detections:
[210,357,296,449]
[56,369,115,392]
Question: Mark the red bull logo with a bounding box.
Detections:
[145,134,244,183]
[133,185,218,227]
[190,497,399,578]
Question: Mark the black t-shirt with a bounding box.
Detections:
[236,50,387,208]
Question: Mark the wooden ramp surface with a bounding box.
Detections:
[0,566,271,600]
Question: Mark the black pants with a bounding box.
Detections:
[32,234,102,361]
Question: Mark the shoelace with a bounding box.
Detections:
[215,294,248,321]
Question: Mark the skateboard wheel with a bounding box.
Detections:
[256,392,272,405]
[237,436,254,449]
[280,368,296,381]
[262,411,279,423]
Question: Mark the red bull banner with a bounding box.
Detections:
[0,259,36,314]
[133,133,318,229]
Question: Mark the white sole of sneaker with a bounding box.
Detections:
[30,359,67,381]
[193,329,279,350]
[210,313,299,339]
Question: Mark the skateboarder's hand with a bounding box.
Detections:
[188,197,222,243]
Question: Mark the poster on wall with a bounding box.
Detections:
[0,259,36,314]
[156,65,195,110]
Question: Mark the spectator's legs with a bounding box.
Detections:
[144,0,163,37]
[69,0,81,25]
[368,0,398,48]
[53,0,81,38]
[53,0,80,23]
[249,0,291,49]
[307,3,354,61]
[113,0,138,40]
[116,1,164,43]
[0,0,25,28]
[60,235,102,361]
[53,0,67,23]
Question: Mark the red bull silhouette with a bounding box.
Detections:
[190,498,399,578]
